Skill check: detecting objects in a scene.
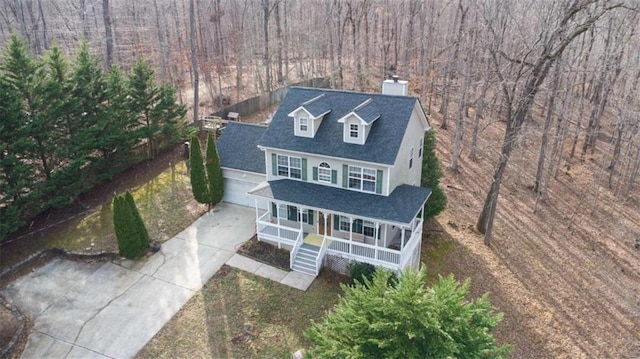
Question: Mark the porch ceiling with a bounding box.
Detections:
[249,179,431,225]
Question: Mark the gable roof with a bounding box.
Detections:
[258,87,422,165]
[353,99,380,125]
[249,179,431,225]
[217,122,266,174]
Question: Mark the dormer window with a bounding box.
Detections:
[300,117,308,132]
[338,98,380,145]
[350,124,359,138]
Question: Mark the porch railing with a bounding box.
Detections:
[327,236,401,268]
[399,220,423,270]
[290,230,304,269]
[256,212,300,248]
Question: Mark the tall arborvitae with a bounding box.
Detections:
[125,191,150,249]
[205,132,224,206]
[113,195,140,258]
[189,136,210,205]
[421,130,447,218]
[112,191,149,258]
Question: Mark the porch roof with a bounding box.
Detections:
[249,179,431,225]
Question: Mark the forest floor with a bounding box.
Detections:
[422,108,640,358]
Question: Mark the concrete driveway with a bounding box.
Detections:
[1,203,256,359]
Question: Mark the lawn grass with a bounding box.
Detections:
[136,266,348,359]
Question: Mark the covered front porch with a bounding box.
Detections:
[249,179,431,275]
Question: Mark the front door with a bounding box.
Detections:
[318,212,331,236]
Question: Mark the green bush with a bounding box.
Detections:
[350,262,376,286]
[305,268,512,359]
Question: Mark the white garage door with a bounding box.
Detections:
[223,177,267,209]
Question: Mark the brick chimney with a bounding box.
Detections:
[381,75,408,96]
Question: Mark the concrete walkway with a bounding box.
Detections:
[1,203,314,359]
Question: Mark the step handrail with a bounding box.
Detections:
[290,231,304,270]
[315,236,328,276]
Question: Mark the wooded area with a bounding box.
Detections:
[2,0,638,243]
[1,1,640,356]
[0,36,188,240]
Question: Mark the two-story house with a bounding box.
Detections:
[217,78,431,276]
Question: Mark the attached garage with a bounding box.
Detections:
[222,169,267,209]
[217,122,268,209]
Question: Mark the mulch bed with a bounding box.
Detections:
[236,235,291,271]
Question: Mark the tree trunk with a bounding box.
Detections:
[102,0,114,68]
[190,0,199,124]
[534,62,561,195]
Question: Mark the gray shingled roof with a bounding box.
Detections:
[303,94,332,118]
[217,122,266,174]
[250,179,431,224]
[258,87,421,165]
[353,99,381,124]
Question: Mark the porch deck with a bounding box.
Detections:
[256,212,422,271]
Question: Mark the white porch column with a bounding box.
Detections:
[254,199,259,220]
[374,221,379,260]
[299,207,303,231]
[323,212,328,240]
[276,202,282,247]
[401,227,405,250]
[349,217,353,254]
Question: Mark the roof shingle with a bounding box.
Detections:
[217,122,267,174]
[250,179,431,224]
[258,87,420,165]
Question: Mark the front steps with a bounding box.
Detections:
[291,243,320,276]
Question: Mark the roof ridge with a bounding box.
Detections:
[302,93,325,105]
[289,86,417,100]
[353,98,373,111]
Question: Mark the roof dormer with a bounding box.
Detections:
[288,94,331,138]
[337,98,380,145]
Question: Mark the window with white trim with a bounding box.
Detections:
[419,137,424,157]
[363,220,376,237]
[300,209,309,223]
[299,117,308,132]
[409,147,414,169]
[348,166,376,192]
[339,216,350,231]
[277,155,301,179]
[350,124,359,138]
[318,162,331,183]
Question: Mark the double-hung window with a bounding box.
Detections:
[299,117,308,132]
[409,147,414,169]
[348,166,376,192]
[363,220,376,237]
[419,137,424,157]
[339,216,350,231]
[277,155,302,179]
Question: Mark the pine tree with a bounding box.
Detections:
[94,65,140,179]
[421,130,447,218]
[0,77,34,241]
[128,59,161,159]
[205,132,224,206]
[189,136,210,205]
[305,268,512,359]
